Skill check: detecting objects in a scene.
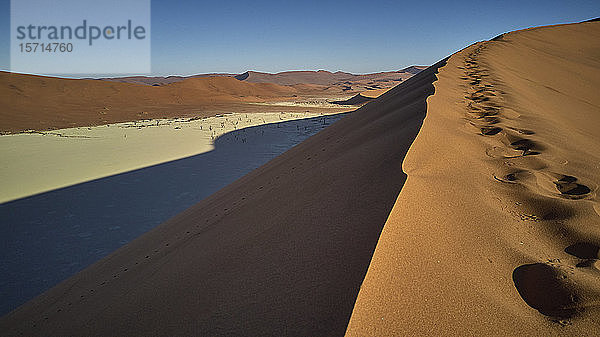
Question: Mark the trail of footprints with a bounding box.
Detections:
[462,46,592,199]
[460,46,598,323]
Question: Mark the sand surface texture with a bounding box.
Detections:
[346,21,600,336]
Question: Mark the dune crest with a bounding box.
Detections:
[346,21,600,335]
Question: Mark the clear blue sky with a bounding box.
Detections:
[0,0,598,76]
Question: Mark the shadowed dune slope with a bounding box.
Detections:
[0,60,447,335]
[346,21,600,336]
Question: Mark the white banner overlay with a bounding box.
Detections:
[10,0,151,75]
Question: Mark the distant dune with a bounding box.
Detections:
[2,21,600,337]
[93,73,235,86]
[97,67,426,89]
[1,67,425,134]
[99,67,427,98]
[0,72,342,133]
[235,67,426,91]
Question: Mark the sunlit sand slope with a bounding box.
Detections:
[346,21,600,336]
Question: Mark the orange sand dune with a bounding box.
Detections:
[0,72,346,133]
[99,67,426,94]
[97,73,236,86]
[346,21,600,336]
[0,56,446,337]
[2,21,600,337]
[235,68,425,92]
[1,68,426,134]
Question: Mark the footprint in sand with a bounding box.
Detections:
[485,146,538,159]
[565,242,600,260]
[505,126,535,135]
[493,172,519,184]
[554,175,592,199]
[565,242,600,268]
[512,263,579,319]
[480,126,502,135]
[478,106,502,117]
[509,138,542,156]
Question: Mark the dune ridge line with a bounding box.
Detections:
[345,20,600,336]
